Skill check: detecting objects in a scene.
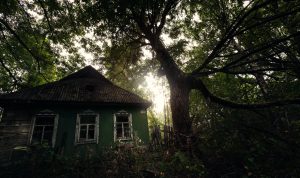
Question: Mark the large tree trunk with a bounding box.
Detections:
[148,37,194,146]
[169,79,192,140]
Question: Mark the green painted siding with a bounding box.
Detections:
[30,105,149,155]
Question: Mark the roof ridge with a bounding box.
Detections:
[60,65,112,83]
[0,66,151,107]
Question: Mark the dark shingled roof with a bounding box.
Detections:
[0,66,151,107]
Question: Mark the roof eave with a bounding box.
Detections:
[0,99,151,108]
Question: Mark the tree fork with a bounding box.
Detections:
[147,35,194,147]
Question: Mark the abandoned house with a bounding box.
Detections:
[0,66,150,156]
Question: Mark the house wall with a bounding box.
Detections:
[0,105,149,157]
[0,106,33,160]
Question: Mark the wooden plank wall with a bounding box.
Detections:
[0,109,32,161]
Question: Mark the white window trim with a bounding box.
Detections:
[113,110,133,142]
[29,110,59,148]
[75,110,99,145]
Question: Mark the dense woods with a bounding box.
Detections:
[0,0,300,177]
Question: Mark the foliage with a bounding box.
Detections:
[189,78,300,177]
[0,0,85,92]
[192,107,300,177]
[187,58,300,176]
[157,151,205,177]
[0,144,206,178]
[147,110,164,128]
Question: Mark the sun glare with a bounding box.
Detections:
[76,36,169,117]
[144,73,169,115]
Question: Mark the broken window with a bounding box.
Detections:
[114,111,133,141]
[76,111,99,144]
[31,111,58,147]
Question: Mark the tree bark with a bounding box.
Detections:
[169,78,192,139]
[147,37,194,145]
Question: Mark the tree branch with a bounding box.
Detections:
[131,7,183,80]
[222,31,300,70]
[235,7,300,37]
[222,67,291,75]
[189,77,300,109]
[191,0,274,74]
[191,31,300,77]
[0,57,22,88]
[156,0,179,36]
[38,0,54,34]
[0,19,50,83]
[0,18,42,64]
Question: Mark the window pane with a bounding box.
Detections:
[80,125,87,139]
[123,123,129,128]
[80,115,96,124]
[116,116,128,123]
[124,127,131,138]
[43,126,54,144]
[35,115,55,125]
[43,126,54,139]
[32,126,43,143]
[88,125,95,139]
[116,124,123,138]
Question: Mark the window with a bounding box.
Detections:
[30,111,58,147]
[114,111,133,141]
[75,111,99,144]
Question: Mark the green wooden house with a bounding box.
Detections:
[0,66,150,156]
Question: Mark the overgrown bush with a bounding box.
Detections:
[193,107,300,177]
[0,144,206,178]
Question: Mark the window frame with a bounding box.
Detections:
[75,110,99,144]
[113,110,133,142]
[30,110,59,148]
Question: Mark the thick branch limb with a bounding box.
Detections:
[131,9,183,80]
[189,77,300,109]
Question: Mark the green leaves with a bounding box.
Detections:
[0,0,18,15]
